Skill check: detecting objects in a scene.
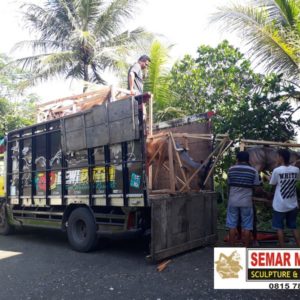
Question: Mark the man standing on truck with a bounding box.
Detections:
[128,55,151,95]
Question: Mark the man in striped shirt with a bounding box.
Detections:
[226,151,260,247]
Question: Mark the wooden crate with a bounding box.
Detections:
[152,122,212,190]
[150,191,217,262]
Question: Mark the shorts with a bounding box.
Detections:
[272,208,298,230]
[226,206,253,230]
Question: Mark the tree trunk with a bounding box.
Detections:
[83,64,89,93]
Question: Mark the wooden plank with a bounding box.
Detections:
[150,201,158,256]
[147,137,167,165]
[37,89,109,108]
[148,165,153,190]
[166,198,173,249]
[188,194,203,240]
[40,93,107,116]
[240,141,245,151]
[152,112,212,131]
[149,132,227,140]
[241,139,300,148]
[150,192,218,262]
[173,133,228,139]
[150,189,173,194]
[168,135,176,193]
[179,141,223,192]
[151,234,217,262]
[206,193,215,235]
[152,199,168,252]
[152,122,213,191]
[210,193,218,236]
[203,139,231,187]
[170,132,189,190]
[162,163,185,186]
[253,197,272,203]
[167,197,188,248]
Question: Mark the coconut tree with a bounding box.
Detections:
[13,0,150,91]
[211,0,300,80]
[143,40,182,121]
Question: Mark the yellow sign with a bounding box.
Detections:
[93,166,116,182]
[80,168,89,183]
[0,159,4,197]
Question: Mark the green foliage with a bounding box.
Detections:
[14,0,152,91]
[211,0,300,79]
[168,41,300,232]
[0,54,37,136]
[143,40,181,122]
[169,40,300,141]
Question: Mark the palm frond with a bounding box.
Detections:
[211,3,299,77]
[21,2,73,42]
[101,27,148,47]
[14,0,151,91]
[90,62,106,83]
[93,28,152,70]
[14,51,75,81]
[271,0,300,25]
[76,0,103,30]
[144,40,177,109]
[13,40,65,54]
[94,0,140,39]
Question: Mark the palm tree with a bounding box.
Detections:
[13,0,150,91]
[211,0,300,79]
[143,40,182,121]
[144,40,171,108]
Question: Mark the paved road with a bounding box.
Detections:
[0,229,300,300]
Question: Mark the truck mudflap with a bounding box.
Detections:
[149,192,218,262]
[0,200,16,234]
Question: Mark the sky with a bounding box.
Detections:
[0,0,234,101]
[1,0,299,139]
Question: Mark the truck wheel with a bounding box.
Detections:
[0,203,14,235]
[67,207,97,252]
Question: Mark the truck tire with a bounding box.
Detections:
[0,203,14,235]
[67,207,97,252]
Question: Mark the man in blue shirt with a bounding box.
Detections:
[226,151,260,247]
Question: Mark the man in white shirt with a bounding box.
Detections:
[269,149,300,247]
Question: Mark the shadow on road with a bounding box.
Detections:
[0,227,149,259]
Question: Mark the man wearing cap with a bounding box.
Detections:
[128,55,151,95]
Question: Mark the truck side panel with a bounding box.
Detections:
[5,95,149,233]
